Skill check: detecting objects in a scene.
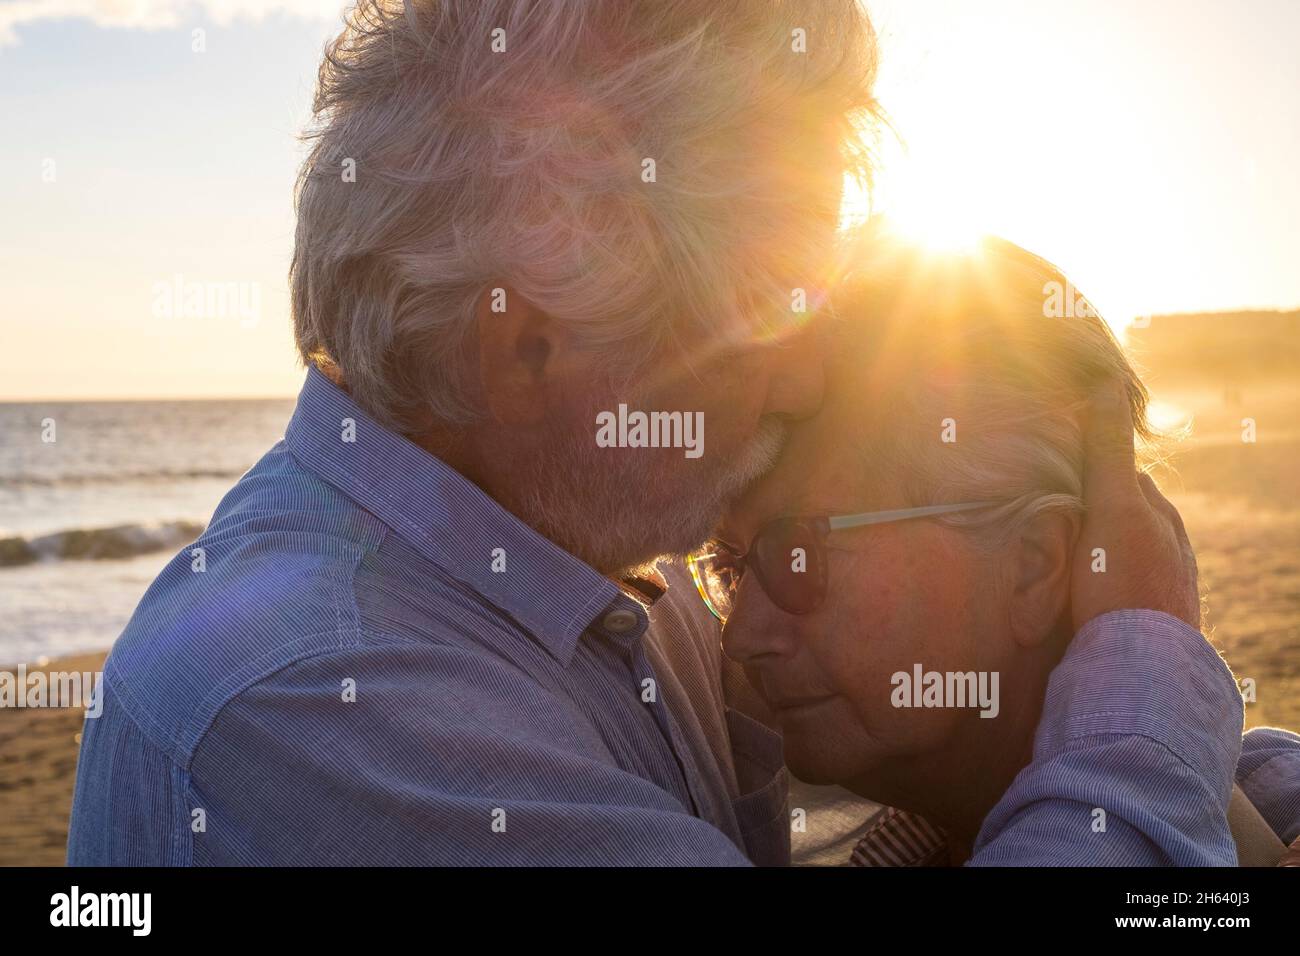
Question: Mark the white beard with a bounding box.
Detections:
[517,416,787,574]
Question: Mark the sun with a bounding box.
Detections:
[840,163,991,255]
[882,197,987,254]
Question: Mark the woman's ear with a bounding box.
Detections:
[1008,509,1080,647]
[475,285,581,425]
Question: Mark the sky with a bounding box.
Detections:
[2,0,1297,400]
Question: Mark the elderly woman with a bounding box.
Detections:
[689,231,1300,865]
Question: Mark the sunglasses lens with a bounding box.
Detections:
[751,517,826,615]
[687,544,743,622]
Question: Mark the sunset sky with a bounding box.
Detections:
[2,0,1297,400]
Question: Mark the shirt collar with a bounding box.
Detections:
[284,366,644,664]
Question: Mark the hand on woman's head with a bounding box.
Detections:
[1070,382,1200,631]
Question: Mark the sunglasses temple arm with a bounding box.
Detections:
[828,501,998,531]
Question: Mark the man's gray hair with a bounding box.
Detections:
[292,0,880,433]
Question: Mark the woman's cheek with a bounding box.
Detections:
[824,545,977,724]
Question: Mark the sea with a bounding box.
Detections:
[0,398,296,664]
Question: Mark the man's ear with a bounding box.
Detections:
[474,285,580,425]
[1008,510,1080,647]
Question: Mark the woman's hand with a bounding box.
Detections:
[1071,383,1201,632]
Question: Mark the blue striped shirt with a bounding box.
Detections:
[67,367,1266,865]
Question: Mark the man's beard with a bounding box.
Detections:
[516,416,787,575]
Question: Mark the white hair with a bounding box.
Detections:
[832,230,1156,544]
[518,412,787,573]
[292,0,880,433]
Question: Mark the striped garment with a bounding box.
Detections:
[850,807,949,867]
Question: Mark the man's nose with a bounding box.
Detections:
[761,328,824,422]
[720,575,799,666]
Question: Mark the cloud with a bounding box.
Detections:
[0,0,348,47]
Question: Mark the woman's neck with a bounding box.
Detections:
[849,654,1056,863]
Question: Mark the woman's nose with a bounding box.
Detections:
[720,575,798,665]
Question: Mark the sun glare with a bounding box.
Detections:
[839,158,1136,339]
[880,196,987,254]
[841,165,991,256]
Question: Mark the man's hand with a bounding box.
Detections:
[1071,383,1201,632]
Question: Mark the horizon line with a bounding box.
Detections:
[0,393,300,405]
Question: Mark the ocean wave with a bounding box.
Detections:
[0,468,245,488]
[0,520,206,568]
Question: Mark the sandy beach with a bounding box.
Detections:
[0,653,104,866]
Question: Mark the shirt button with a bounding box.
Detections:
[602,609,640,634]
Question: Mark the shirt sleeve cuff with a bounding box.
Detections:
[1033,610,1244,792]
[1236,726,1300,844]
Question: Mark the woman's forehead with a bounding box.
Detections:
[734,399,896,527]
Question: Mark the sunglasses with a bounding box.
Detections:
[686,502,997,622]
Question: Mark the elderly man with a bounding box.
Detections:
[68,0,1240,866]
